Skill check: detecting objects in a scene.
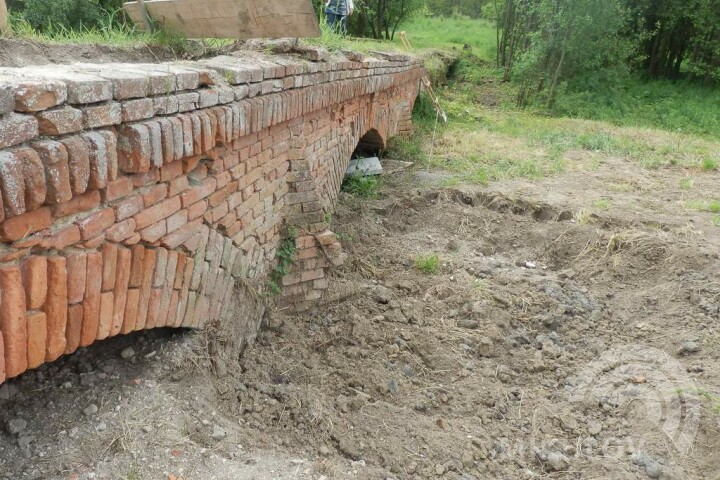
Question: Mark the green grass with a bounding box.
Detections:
[680,178,695,190]
[687,199,720,214]
[593,199,611,210]
[414,253,440,274]
[341,175,381,198]
[553,77,720,139]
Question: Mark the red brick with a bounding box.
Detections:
[153,248,168,287]
[32,140,72,204]
[76,208,115,240]
[106,218,136,243]
[60,136,91,195]
[147,121,164,168]
[169,116,185,161]
[13,147,46,211]
[40,223,81,250]
[160,218,202,249]
[66,253,87,304]
[0,266,28,378]
[175,257,194,327]
[187,200,208,220]
[26,311,47,370]
[21,256,47,310]
[53,189,101,219]
[140,221,166,243]
[168,175,189,197]
[135,248,156,330]
[157,118,175,165]
[81,102,121,129]
[0,150,26,217]
[101,243,118,292]
[80,252,102,347]
[96,291,114,340]
[191,114,202,155]
[145,288,162,329]
[178,114,194,157]
[121,98,153,122]
[183,155,202,174]
[64,304,83,355]
[102,177,134,203]
[37,106,83,135]
[112,193,143,221]
[14,80,66,111]
[125,233,141,245]
[129,245,145,287]
[160,160,183,182]
[0,113,38,149]
[134,196,181,230]
[208,188,229,208]
[117,124,151,173]
[98,130,119,181]
[180,177,216,207]
[167,290,180,327]
[200,112,214,152]
[81,233,106,249]
[174,255,187,289]
[141,183,168,207]
[121,288,139,334]
[81,132,109,189]
[44,256,68,362]
[158,251,178,326]
[111,247,131,337]
[166,209,188,234]
[0,207,52,242]
[0,333,4,383]
[131,170,160,188]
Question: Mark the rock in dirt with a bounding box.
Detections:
[678,341,700,355]
[457,319,479,329]
[211,425,227,440]
[6,418,27,435]
[545,452,570,471]
[83,404,99,416]
[0,383,18,401]
[120,347,136,359]
[461,451,475,468]
[631,453,663,478]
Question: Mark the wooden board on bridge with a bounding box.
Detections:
[123,0,320,39]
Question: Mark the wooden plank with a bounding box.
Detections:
[0,0,12,37]
[123,0,320,39]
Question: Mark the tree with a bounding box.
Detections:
[499,0,636,107]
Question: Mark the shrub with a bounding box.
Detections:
[12,0,109,32]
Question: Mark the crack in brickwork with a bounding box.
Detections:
[0,50,423,384]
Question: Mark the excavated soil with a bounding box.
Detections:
[1,159,720,479]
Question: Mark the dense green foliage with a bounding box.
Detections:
[313,0,424,39]
[7,0,124,31]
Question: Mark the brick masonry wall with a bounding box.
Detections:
[0,50,423,384]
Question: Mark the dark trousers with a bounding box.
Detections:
[326,11,347,35]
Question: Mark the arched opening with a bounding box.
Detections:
[352,128,385,159]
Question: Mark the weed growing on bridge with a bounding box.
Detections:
[342,175,380,199]
[267,227,298,296]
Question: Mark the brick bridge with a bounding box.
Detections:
[0,50,423,384]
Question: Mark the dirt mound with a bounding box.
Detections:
[0,172,719,479]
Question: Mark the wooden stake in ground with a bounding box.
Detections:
[399,31,446,123]
[0,0,12,37]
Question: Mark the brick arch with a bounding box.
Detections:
[354,128,386,157]
[0,51,423,384]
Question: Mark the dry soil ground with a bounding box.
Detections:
[1,144,720,479]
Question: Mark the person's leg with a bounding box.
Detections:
[326,12,339,30]
[339,15,348,35]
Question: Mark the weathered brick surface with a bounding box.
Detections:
[0,51,422,383]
